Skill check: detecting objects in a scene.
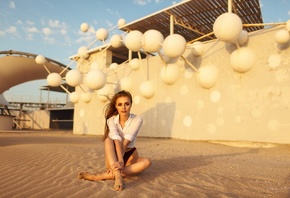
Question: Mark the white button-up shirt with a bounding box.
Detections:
[107,113,143,148]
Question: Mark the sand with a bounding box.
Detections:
[0,131,289,198]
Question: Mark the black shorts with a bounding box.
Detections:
[123,147,136,165]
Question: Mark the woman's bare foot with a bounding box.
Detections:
[113,170,123,191]
[77,171,113,181]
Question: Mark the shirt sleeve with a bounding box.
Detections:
[124,115,143,142]
[107,116,122,142]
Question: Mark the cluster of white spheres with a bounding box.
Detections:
[213,13,243,42]
[230,47,256,73]
[196,64,219,89]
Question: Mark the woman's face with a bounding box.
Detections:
[115,96,132,117]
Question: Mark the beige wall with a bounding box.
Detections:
[0,115,13,130]
[73,26,290,144]
[27,110,50,129]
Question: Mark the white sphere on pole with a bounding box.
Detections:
[69,92,79,103]
[230,47,256,73]
[196,64,219,89]
[160,63,180,85]
[47,73,62,87]
[65,70,83,87]
[274,29,289,44]
[96,28,109,41]
[118,18,126,27]
[85,69,106,90]
[141,29,164,53]
[213,13,243,42]
[35,55,46,64]
[80,23,89,32]
[120,77,132,91]
[110,34,123,48]
[162,34,186,58]
[130,58,140,70]
[139,81,155,99]
[78,46,89,59]
[125,30,143,52]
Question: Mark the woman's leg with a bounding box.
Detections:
[121,151,151,176]
[78,138,123,191]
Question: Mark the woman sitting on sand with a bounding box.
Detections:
[78,90,151,191]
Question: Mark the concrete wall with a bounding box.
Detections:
[27,110,50,129]
[0,115,13,130]
[73,26,290,144]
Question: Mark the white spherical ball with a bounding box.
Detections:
[162,34,186,58]
[118,18,126,27]
[78,46,89,58]
[35,55,46,64]
[139,81,155,99]
[85,69,106,90]
[96,28,109,41]
[141,29,164,53]
[80,23,89,32]
[80,92,92,103]
[69,92,79,103]
[274,29,289,44]
[110,34,123,48]
[110,63,118,70]
[237,30,248,46]
[120,77,132,91]
[125,30,143,52]
[65,70,83,87]
[47,73,62,87]
[213,13,243,42]
[130,58,140,70]
[160,63,180,85]
[196,64,219,89]
[190,41,204,56]
[230,47,256,73]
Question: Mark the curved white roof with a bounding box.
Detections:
[0,50,69,95]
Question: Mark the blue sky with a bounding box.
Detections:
[0,0,289,103]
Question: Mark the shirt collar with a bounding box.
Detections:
[113,114,132,125]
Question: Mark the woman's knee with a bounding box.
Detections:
[142,158,151,168]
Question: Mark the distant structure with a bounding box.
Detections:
[0,50,73,130]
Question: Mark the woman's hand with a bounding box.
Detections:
[111,161,124,172]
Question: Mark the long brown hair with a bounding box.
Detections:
[102,90,133,141]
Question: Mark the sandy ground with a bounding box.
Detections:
[0,130,289,198]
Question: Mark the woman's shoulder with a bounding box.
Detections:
[130,114,143,121]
